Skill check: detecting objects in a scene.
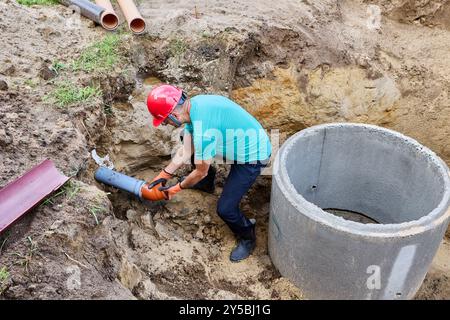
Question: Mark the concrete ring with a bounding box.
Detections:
[269,123,450,299]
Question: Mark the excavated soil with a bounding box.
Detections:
[0,0,449,299]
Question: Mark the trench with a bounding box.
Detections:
[1,0,449,301]
[78,68,284,299]
[75,28,449,299]
[89,77,424,300]
[91,75,169,219]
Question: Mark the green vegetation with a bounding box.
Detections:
[201,31,212,39]
[88,204,107,226]
[0,237,8,254]
[71,34,122,72]
[0,267,8,283]
[0,266,9,294]
[41,180,81,206]
[63,180,82,199]
[47,82,101,107]
[13,237,38,273]
[51,61,67,75]
[17,0,58,6]
[44,35,124,110]
[168,38,188,57]
[24,79,38,88]
[50,34,123,78]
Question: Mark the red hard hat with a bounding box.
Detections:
[147,84,184,127]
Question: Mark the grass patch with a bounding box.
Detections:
[0,237,8,254]
[17,0,58,6]
[0,267,8,283]
[24,79,38,88]
[0,266,9,294]
[71,34,122,72]
[51,61,67,75]
[13,237,38,273]
[47,82,101,107]
[88,206,104,226]
[168,38,188,57]
[41,180,81,206]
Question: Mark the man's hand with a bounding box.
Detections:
[151,169,173,184]
[159,182,183,200]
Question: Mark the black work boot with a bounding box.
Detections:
[230,219,256,262]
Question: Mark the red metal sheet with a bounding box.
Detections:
[0,159,69,233]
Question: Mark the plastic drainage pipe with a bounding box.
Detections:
[59,0,104,25]
[95,167,144,198]
[117,0,146,34]
[95,0,119,31]
[94,167,167,201]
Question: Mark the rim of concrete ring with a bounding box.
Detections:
[274,123,450,238]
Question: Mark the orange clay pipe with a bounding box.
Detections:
[95,0,119,31]
[116,0,146,34]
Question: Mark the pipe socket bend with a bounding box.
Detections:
[269,123,450,299]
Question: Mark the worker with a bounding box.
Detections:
[147,84,272,262]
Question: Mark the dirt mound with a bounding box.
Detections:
[0,1,100,83]
[366,0,450,29]
[1,182,134,299]
[416,239,450,299]
[0,91,86,184]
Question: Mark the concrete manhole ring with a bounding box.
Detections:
[269,123,450,299]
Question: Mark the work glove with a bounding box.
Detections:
[159,182,183,200]
[151,169,173,184]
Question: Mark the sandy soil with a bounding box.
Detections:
[0,0,449,299]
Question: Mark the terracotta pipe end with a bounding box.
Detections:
[101,11,119,30]
[129,17,146,34]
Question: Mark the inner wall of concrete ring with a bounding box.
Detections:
[268,123,450,300]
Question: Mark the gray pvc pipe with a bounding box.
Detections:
[95,167,145,198]
[59,0,105,25]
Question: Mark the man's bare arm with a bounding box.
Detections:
[164,132,194,174]
[179,160,210,189]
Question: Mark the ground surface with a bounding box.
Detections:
[0,0,449,299]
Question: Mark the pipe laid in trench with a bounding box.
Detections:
[116,0,146,34]
[95,0,119,31]
[94,167,166,201]
[59,0,104,25]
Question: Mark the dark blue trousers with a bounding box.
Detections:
[217,161,266,240]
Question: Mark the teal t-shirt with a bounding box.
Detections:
[184,95,272,163]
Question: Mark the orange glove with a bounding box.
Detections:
[152,169,173,182]
[159,182,183,200]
